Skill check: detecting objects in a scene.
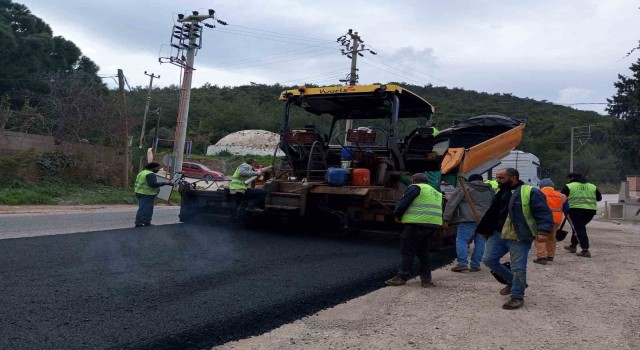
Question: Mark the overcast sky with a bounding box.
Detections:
[18,0,640,114]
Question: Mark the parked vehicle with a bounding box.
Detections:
[181,162,224,181]
[485,150,546,186]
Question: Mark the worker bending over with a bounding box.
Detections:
[229,158,271,211]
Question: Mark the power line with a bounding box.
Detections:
[227,24,336,44]
[211,27,336,48]
[209,47,335,69]
[358,60,427,87]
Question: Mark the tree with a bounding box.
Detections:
[0,0,103,102]
[606,57,640,173]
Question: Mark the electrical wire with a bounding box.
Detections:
[210,27,336,48]
[226,24,335,44]
[360,55,438,86]
[358,60,427,87]
[209,47,335,69]
[210,51,335,71]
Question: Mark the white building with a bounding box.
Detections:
[207,130,284,156]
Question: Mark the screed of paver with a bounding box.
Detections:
[216,220,640,350]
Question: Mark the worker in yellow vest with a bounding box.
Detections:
[476,168,554,310]
[229,159,271,211]
[534,178,569,264]
[561,172,602,258]
[385,173,442,288]
[134,162,172,227]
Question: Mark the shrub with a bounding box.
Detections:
[37,151,75,177]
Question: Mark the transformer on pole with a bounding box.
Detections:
[159,10,227,176]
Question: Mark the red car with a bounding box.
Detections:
[181,162,225,181]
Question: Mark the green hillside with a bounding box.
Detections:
[128,83,615,185]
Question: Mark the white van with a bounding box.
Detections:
[485,150,543,186]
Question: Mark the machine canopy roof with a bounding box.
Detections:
[279,84,434,119]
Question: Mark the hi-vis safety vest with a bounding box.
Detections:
[135,169,159,195]
[484,180,499,191]
[229,163,251,191]
[401,184,443,226]
[540,187,567,224]
[566,182,597,210]
[519,184,539,236]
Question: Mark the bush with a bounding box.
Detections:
[37,151,75,177]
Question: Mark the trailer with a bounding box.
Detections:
[179,83,526,247]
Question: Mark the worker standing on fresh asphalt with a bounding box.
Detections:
[385,173,443,288]
[443,174,494,273]
[534,178,569,264]
[134,162,172,227]
[476,168,554,310]
[561,172,602,258]
[229,158,271,210]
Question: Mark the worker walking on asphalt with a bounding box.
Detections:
[444,174,494,273]
[476,168,554,310]
[385,173,443,288]
[134,162,172,227]
[533,178,568,264]
[561,172,602,258]
[229,158,271,210]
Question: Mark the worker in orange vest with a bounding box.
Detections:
[533,178,569,264]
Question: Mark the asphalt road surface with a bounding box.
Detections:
[0,222,456,349]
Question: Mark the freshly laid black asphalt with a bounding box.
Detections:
[0,223,455,350]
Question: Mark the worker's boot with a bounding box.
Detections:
[576,250,591,258]
[384,276,406,286]
[420,278,435,288]
[451,264,468,272]
[564,245,577,253]
[502,298,524,310]
[533,258,547,265]
[499,285,511,295]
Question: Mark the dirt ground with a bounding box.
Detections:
[217,219,640,350]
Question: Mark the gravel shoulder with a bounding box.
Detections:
[217,219,640,350]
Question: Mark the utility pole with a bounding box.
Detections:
[139,71,160,148]
[117,69,129,187]
[570,125,592,172]
[153,107,161,154]
[159,9,226,177]
[337,30,376,144]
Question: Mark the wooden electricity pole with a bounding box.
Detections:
[118,69,130,187]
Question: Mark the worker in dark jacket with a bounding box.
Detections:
[561,172,602,257]
[476,168,554,310]
[134,162,172,227]
[385,173,443,288]
[444,174,494,272]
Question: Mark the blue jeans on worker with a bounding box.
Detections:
[135,194,156,226]
[456,222,486,269]
[482,232,532,300]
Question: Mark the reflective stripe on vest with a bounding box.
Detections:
[541,187,566,224]
[520,185,538,236]
[401,184,443,225]
[566,182,597,210]
[229,164,249,191]
[135,169,159,195]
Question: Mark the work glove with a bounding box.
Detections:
[535,234,548,244]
